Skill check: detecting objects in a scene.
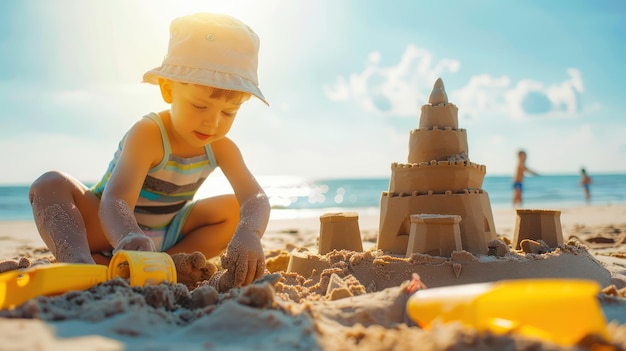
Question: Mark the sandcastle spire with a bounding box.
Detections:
[428,78,448,106]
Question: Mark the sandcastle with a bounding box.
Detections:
[286,78,613,289]
[378,78,496,256]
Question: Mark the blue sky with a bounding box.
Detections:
[1,0,625,185]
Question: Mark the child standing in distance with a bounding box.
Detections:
[512,149,538,207]
[580,168,592,204]
[28,13,270,291]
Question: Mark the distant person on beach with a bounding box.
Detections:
[580,168,592,204]
[512,150,538,207]
[24,13,270,290]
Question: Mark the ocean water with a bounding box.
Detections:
[2,174,626,221]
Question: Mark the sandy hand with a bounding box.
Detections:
[221,231,266,288]
[171,251,218,290]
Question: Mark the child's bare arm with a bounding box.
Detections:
[213,137,270,287]
[99,119,162,252]
[525,166,539,176]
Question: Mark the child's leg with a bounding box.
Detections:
[166,194,239,259]
[513,188,521,206]
[512,182,523,206]
[29,171,111,264]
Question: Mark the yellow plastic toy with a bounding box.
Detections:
[406,279,609,346]
[0,250,176,310]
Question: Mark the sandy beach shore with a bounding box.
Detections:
[1,204,626,350]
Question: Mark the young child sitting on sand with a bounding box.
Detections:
[25,12,270,291]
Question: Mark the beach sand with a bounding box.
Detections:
[1,205,626,350]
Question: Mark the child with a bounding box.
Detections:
[27,13,270,291]
[580,168,592,204]
[512,150,538,207]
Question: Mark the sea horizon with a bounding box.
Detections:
[2,173,626,221]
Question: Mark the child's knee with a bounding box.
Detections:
[29,171,70,203]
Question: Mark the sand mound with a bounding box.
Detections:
[2,222,626,350]
[2,269,626,350]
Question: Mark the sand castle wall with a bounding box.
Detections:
[378,189,496,255]
[512,209,564,250]
[319,212,363,254]
[419,101,459,129]
[406,214,463,257]
[389,161,486,194]
[408,127,468,163]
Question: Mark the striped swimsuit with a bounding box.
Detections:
[91,112,218,251]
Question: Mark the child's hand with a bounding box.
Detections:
[114,232,156,253]
[221,230,265,288]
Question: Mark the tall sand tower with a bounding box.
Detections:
[377,78,497,255]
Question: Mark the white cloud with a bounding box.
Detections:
[460,69,585,121]
[546,68,584,114]
[324,46,586,123]
[323,44,460,117]
[324,76,352,101]
[454,75,511,122]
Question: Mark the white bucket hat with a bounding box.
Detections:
[143,12,268,105]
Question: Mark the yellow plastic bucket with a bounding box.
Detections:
[108,250,177,286]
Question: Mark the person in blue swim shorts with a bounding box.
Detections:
[512,150,538,207]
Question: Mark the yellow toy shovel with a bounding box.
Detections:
[0,250,176,310]
[406,279,609,346]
